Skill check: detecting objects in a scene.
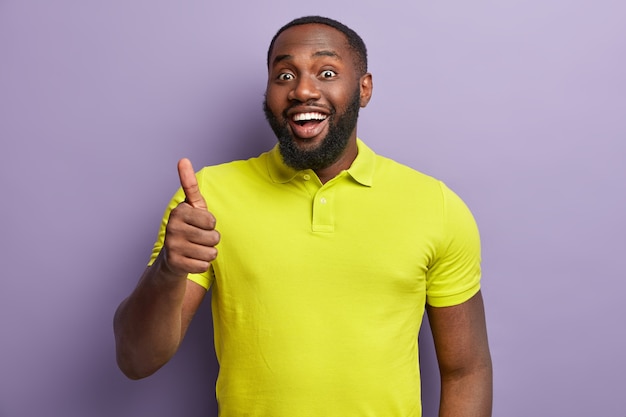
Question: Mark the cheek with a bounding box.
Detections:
[324,86,356,111]
[265,87,285,114]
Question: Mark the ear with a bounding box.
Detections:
[359,73,373,108]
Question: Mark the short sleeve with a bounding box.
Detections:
[425,182,481,307]
[147,173,214,290]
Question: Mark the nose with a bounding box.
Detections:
[288,75,321,102]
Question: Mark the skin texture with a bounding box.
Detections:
[114,22,492,416]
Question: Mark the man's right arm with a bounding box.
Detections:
[113,159,219,379]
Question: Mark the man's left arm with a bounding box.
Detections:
[426,290,493,417]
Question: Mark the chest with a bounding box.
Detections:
[210,179,443,297]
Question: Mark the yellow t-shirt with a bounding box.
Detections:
[150,139,481,416]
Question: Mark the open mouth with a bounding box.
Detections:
[292,112,327,125]
[289,112,329,139]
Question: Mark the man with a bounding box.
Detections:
[114,16,492,417]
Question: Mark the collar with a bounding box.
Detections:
[266,138,375,187]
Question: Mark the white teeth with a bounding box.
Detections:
[292,112,327,122]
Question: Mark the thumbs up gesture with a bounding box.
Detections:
[162,158,220,277]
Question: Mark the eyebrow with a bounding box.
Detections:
[271,50,342,67]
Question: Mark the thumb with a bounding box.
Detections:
[177,158,207,209]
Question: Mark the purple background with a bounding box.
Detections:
[1,1,625,416]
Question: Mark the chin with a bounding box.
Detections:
[291,135,326,150]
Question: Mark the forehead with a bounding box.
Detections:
[269,23,352,65]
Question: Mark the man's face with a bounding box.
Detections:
[264,24,372,171]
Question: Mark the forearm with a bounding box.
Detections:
[113,253,188,379]
[438,362,493,417]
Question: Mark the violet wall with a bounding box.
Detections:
[1,1,624,416]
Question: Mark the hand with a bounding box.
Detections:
[161,158,220,277]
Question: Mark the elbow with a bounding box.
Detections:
[440,359,492,385]
[116,349,163,380]
[113,302,169,380]
[114,327,169,380]
[439,351,492,382]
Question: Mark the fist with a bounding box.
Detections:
[162,158,220,276]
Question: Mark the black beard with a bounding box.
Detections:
[263,89,361,171]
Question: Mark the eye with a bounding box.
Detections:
[320,70,337,79]
[277,72,294,81]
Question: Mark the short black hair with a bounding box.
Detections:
[267,16,368,75]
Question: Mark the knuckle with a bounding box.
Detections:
[209,229,221,245]
[207,247,218,262]
[189,261,210,274]
[209,213,217,228]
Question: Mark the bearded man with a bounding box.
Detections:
[114,15,492,417]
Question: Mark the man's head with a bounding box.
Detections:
[263,16,373,173]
